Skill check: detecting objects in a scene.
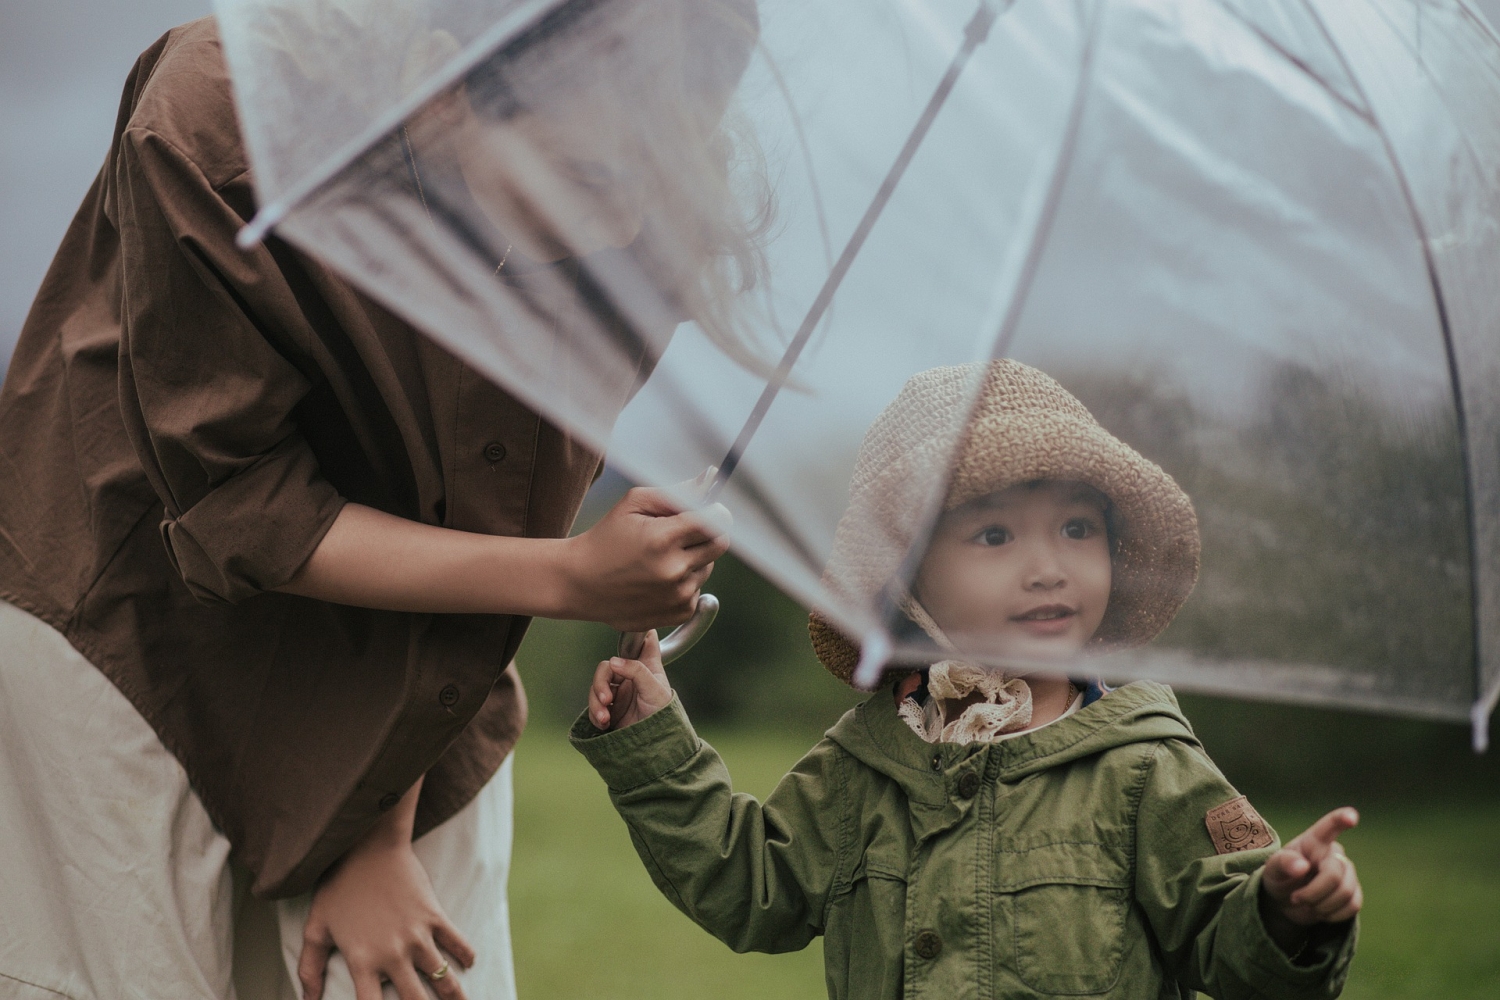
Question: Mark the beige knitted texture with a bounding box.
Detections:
[811,359,1200,685]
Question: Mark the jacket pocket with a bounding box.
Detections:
[996,841,1130,995]
[824,857,908,1000]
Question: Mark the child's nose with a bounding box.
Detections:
[1022,540,1067,589]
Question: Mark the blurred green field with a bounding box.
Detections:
[510,720,1500,1000]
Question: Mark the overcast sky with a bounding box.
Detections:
[1,2,210,372]
[6,0,1500,375]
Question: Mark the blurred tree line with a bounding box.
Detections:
[519,361,1500,804]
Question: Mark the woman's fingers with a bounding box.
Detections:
[298,923,334,1000]
[350,968,386,1000]
[388,962,433,1000]
[432,920,477,971]
[423,928,473,1000]
[410,938,469,1000]
[670,503,733,550]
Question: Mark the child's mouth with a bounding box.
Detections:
[1011,605,1077,635]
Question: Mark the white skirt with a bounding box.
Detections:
[0,599,516,1000]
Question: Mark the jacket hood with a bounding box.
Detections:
[826,680,1198,839]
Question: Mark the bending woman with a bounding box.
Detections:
[0,2,760,998]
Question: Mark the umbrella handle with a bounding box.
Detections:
[618,594,720,665]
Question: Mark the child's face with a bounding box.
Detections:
[914,480,1112,663]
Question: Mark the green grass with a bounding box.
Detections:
[510,723,1500,999]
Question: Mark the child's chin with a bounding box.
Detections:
[954,632,1090,671]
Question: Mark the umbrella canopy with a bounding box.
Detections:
[215,0,1500,748]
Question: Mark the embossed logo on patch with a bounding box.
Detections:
[1205,795,1273,855]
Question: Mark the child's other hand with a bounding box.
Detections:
[589,629,673,730]
[1260,807,1362,941]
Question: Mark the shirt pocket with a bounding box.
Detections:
[995,840,1131,995]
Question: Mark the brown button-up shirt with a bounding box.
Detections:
[0,19,651,898]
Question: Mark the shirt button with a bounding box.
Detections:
[930,753,943,772]
[438,684,461,707]
[483,441,507,463]
[377,792,400,812]
[914,929,943,960]
[958,771,981,798]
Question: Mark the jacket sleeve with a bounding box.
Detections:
[113,123,346,604]
[570,696,845,954]
[1134,739,1356,1000]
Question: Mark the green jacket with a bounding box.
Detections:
[571,681,1355,1000]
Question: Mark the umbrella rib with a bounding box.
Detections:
[1297,0,1491,745]
[705,0,1007,502]
[849,0,1108,689]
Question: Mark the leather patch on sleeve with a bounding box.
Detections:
[1205,796,1273,854]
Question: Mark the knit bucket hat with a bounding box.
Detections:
[810,359,1201,685]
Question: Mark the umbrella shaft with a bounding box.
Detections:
[707,0,1003,503]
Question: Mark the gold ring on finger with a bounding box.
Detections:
[429,959,450,981]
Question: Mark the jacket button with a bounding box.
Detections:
[438,684,461,707]
[957,771,981,798]
[914,929,943,960]
[483,441,507,463]
[930,753,942,772]
[377,792,400,812]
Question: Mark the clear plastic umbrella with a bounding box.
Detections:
[216,0,1500,749]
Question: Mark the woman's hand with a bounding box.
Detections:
[299,780,475,1000]
[277,488,729,633]
[589,629,673,730]
[560,487,731,632]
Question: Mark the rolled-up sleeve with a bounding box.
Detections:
[114,124,345,603]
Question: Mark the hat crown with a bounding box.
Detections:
[849,360,1097,503]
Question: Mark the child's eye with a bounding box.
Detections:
[974,525,1010,546]
[1062,518,1096,541]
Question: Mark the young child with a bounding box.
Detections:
[571,360,1361,999]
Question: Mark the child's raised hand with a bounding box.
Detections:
[1261,807,1363,932]
[589,629,673,730]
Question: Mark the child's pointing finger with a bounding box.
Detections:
[1290,807,1358,863]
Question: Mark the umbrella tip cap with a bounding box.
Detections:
[237,205,284,250]
[851,630,893,690]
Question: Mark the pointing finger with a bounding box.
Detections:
[1293,808,1359,863]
